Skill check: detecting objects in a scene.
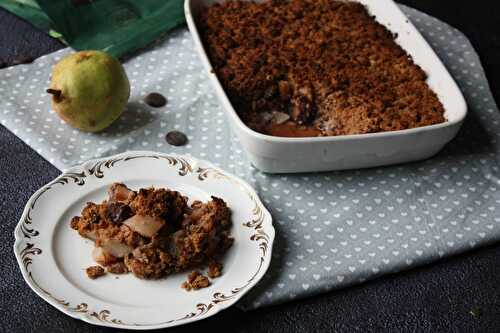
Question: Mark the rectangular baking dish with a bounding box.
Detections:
[185,0,467,173]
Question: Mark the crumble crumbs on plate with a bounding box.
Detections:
[181,271,211,291]
[86,266,106,279]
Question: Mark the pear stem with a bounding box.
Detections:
[46,88,62,101]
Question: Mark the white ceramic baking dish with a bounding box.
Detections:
[185,0,467,173]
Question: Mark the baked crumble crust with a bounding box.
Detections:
[86,266,106,279]
[200,0,446,137]
[208,260,223,279]
[71,183,234,286]
[181,271,211,291]
[106,262,129,274]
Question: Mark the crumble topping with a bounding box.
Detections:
[71,183,234,287]
[86,266,106,279]
[181,271,211,291]
[200,0,446,137]
[208,260,223,279]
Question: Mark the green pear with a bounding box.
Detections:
[47,50,130,132]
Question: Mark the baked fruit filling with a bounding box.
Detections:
[71,183,233,284]
[200,0,446,137]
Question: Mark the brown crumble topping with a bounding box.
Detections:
[71,183,233,288]
[182,271,211,291]
[208,260,223,278]
[200,0,445,137]
[106,261,129,274]
[86,266,105,279]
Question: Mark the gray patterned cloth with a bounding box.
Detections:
[2,5,500,310]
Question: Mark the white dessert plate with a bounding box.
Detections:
[13,151,274,330]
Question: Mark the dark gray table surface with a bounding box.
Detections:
[1,1,500,332]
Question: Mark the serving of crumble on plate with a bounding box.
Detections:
[13,151,274,329]
[72,182,233,287]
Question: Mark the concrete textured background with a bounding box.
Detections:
[1,1,499,332]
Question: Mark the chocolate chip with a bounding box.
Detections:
[263,85,277,99]
[12,56,34,65]
[166,131,188,146]
[106,202,132,223]
[145,92,167,107]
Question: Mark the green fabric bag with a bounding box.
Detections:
[0,0,186,57]
[0,1,53,31]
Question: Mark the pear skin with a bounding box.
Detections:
[47,50,130,132]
